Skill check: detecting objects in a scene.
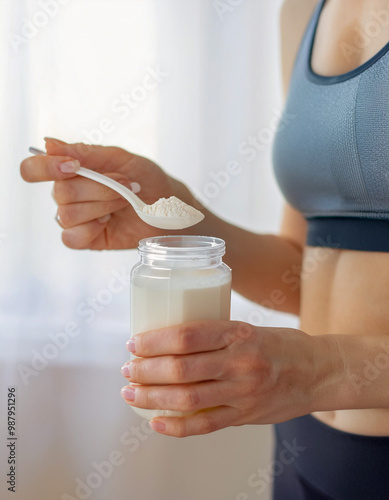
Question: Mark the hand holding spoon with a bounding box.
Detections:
[29,147,204,230]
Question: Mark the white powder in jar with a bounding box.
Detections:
[142,196,203,219]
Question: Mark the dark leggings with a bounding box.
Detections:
[273,414,389,500]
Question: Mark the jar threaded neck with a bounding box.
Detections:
[138,236,226,267]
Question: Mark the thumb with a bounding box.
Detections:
[44,137,70,154]
[44,138,107,169]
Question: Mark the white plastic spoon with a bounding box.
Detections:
[29,147,204,230]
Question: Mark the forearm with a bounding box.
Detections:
[177,183,303,314]
[313,334,389,412]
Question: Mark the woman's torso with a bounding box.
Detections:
[300,247,389,435]
[277,0,389,435]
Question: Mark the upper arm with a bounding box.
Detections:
[278,1,316,250]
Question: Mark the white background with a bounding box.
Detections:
[0,1,299,499]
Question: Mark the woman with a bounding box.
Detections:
[20,0,389,498]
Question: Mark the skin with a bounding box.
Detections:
[20,0,389,437]
[290,0,389,435]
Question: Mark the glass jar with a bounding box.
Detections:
[130,235,232,420]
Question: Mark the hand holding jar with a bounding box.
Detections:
[121,320,344,437]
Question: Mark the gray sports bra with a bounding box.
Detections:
[273,0,389,251]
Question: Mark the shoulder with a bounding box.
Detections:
[279,0,319,95]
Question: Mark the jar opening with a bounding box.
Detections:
[138,235,225,261]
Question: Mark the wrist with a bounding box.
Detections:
[309,334,350,413]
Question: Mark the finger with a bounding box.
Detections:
[57,197,128,228]
[120,380,236,413]
[55,212,64,228]
[20,155,80,182]
[61,219,110,250]
[149,406,242,437]
[128,321,253,357]
[44,138,135,172]
[122,350,229,385]
[53,173,134,204]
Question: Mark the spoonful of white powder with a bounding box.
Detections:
[140,196,204,229]
[29,147,204,230]
[143,196,202,218]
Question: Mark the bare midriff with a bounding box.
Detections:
[299,246,389,436]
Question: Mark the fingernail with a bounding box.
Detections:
[44,137,65,145]
[121,364,130,377]
[130,182,141,194]
[121,386,135,402]
[118,179,141,194]
[126,339,136,353]
[58,160,80,173]
[150,420,166,432]
[98,214,111,224]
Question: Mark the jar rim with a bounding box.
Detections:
[138,235,225,260]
